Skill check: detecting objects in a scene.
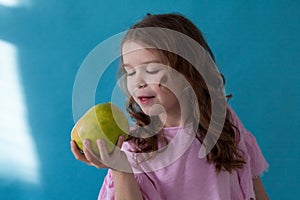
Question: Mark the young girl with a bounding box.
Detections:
[71,13,269,200]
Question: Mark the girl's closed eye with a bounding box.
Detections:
[146,63,165,75]
[146,69,159,74]
[124,67,136,76]
[127,71,136,76]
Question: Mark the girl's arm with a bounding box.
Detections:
[112,170,143,200]
[71,136,144,200]
[252,176,269,200]
[98,138,143,200]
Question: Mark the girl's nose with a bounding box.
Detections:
[134,70,147,88]
[137,79,147,88]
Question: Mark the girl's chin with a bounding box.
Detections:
[141,104,166,117]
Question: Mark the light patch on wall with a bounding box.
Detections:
[0,40,40,184]
[0,0,31,7]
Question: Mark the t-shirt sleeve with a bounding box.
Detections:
[227,105,269,176]
[98,170,115,200]
[243,128,269,177]
[98,170,163,200]
[227,105,269,199]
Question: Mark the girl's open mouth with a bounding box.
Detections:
[138,96,155,104]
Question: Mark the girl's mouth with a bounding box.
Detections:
[138,96,155,104]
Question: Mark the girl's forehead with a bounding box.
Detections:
[122,41,152,54]
[122,41,164,66]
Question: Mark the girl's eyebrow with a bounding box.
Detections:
[123,60,163,68]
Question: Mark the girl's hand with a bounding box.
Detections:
[71,136,132,172]
[70,139,101,168]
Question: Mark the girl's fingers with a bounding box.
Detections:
[78,137,127,169]
[82,139,99,164]
[97,139,109,164]
[71,139,107,168]
[95,137,131,172]
[116,135,124,148]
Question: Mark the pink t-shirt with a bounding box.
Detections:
[98,106,268,200]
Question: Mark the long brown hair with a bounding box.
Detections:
[118,13,245,172]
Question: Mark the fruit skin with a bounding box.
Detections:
[71,102,129,154]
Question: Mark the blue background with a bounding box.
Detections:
[0,0,299,199]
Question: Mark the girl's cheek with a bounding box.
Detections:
[145,73,166,86]
[126,81,135,95]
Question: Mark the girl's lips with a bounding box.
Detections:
[137,96,155,104]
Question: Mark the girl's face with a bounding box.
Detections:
[122,41,183,123]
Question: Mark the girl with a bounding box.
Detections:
[71,13,269,200]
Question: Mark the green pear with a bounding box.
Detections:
[71,102,129,154]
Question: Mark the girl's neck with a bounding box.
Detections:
[158,96,193,128]
[159,109,192,128]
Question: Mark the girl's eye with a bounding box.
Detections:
[146,70,159,74]
[126,71,136,76]
[146,63,164,74]
[124,67,135,76]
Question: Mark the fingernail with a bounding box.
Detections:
[83,139,88,145]
[97,139,103,145]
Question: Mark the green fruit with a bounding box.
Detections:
[71,102,129,154]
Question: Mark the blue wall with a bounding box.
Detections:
[0,0,299,199]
